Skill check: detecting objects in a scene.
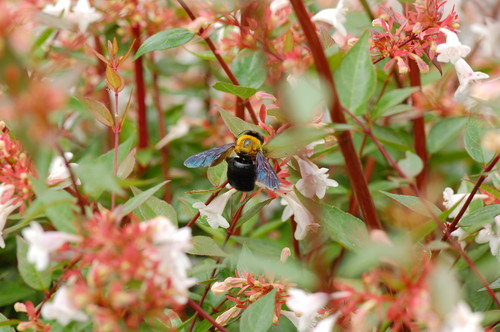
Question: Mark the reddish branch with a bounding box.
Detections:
[188,299,228,332]
[131,11,148,149]
[289,0,381,230]
[177,0,259,124]
[409,60,428,193]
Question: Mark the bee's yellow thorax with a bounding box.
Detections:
[234,134,262,158]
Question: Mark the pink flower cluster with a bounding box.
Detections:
[370,0,459,74]
[211,270,292,326]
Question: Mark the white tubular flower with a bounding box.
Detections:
[69,0,102,33]
[46,152,80,189]
[311,0,348,36]
[42,0,71,16]
[436,29,471,64]
[453,58,489,101]
[295,157,338,199]
[21,222,81,271]
[0,184,21,249]
[442,187,487,219]
[141,216,195,304]
[314,313,340,332]
[193,189,237,229]
[450,226,468,249]
[470,18,500,58]
[285,288,329,332]
[475,216,500,258]
[441,301,484,332]
[280,191,316,240]
[41,285,88,326]
[270,0,290,14]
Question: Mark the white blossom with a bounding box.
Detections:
[41,285,88,325]
[475,215,500,258]
[21,222,81,271]
[453,58,489,103]
[436,29,471,64]
[471,18,500,58]
[311,0,348,36]
[193,189,237,229]
[442,187,487,219]
[440,301,483,332]
[42,0,71,16]
[450,226,468,249]
[295,157,338,199]
[141,216,195,303]
[0,184,21,249]
[46,152,80,189]
[285,288,329,332]
[280,191,316,240]
[70,0,102,32]
[270,0,290,14]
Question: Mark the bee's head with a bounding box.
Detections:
[239,130,264,144]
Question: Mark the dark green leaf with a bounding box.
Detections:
[380,191,442,218]
[459,205,500,230]
[121,181,168,216]
[427,117,468,154]
[217,106,265,137]
[16,237,52,291]
[231,50,267,89]
[464,119,495,163]
[131,186,177,225]
[371,87,417,120]
[240,289,276,332]
[186,236,226,257]
[334,32,376,115]
[213,82,257,99]
[134,28,195,60]
[237,199,272,226]
[0,281,34,308]
[320,204,369,251]
[207,162,228,187]
[265,127,326,158]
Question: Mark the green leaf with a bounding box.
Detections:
[320,204,369,251]
[283,75,328,124]
[464,119,495,163]
[213,82,257,99]
[397,151,423,177]
[121,181,168,216]
[75,160,124,198]
[117,147,136,179]
[134,28,195,60]
[217,106,265,137]
[0,281,34,307]
[186,236,227,257]
[231,50,267,89]
[16,236,52,291]
[371,87,417,120]
[427,117,468,154]
[240,289,277,332]
[264,127,326,158]
[0,315,17,332]
[459,205,500,230]
[380,191,442,218]
[131,186,177,225]
[207,162,228,187]
[82,97,114,128]
[237,199,272,226]
[334,32,376,115]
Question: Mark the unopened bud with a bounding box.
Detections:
[280,247,291,263]
[211,281,230,296]
[215,306,240,326]
[14,302,27,312]
[370,230,392,246]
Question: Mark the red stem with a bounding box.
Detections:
[409,60,428,193]
[188,299,228,332]
[111,91,120,210]
[177,0,258,125]
[55,143,85,215]
[442,155,499,241]
[132,23,148,149]
[290,0,381,230]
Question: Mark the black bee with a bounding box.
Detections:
[184,131,280,191]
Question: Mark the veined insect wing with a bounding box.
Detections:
[184,143,235,168]
[255,151,280,190]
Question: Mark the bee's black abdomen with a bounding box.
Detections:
[227,157,256,191]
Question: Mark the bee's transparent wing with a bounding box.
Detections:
[184,144,235,168]
[256,151,280,190]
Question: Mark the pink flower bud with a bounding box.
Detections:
[211,281,231,296]
[280,247,291,263]
[215,306,241,326]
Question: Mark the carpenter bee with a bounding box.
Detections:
[184,131,280,191]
